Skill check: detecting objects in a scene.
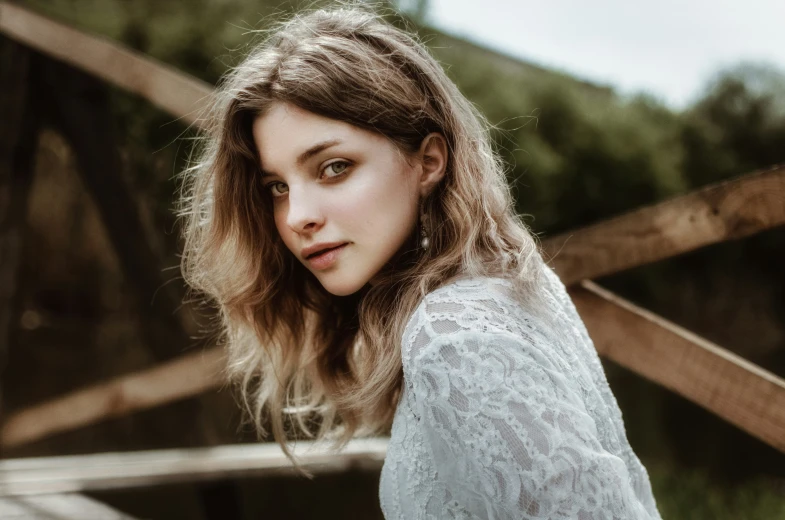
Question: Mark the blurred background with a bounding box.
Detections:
[2,0,784,518]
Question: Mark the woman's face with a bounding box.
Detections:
[252,102,444,296]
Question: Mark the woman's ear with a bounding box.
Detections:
[417,133,448,197]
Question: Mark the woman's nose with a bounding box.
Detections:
[285,186,324,233]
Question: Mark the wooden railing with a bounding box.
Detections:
[0,438,389,495]
[543,165,785,285]
[1,1,784,493]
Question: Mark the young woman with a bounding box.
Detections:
[179,5,663,519]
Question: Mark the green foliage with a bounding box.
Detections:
[648,464,785,520]
[416,28,691,233]
[682,63,785,187]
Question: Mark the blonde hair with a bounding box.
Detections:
[178,3,545,473]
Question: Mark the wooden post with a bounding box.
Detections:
[37,56,189,365]
[0,39,41,431]
[0,438,389,495]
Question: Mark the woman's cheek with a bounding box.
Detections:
[272,205,296,251]
[331,179,380,231]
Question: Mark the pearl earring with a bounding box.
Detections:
[419,212,429,250]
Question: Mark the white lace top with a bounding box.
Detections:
[379,262,662,519]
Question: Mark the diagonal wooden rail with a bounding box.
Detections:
[543,164,785,285]
[2,0,784,461]
[571,281,785,453]
[0,1,212,128]
[0,348,226,448]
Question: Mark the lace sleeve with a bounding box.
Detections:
[403,303,655,519]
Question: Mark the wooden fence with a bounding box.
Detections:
[1,0,784,499]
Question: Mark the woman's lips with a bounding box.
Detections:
[306,243,348,270]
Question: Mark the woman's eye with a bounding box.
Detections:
[267,182,288,197]
[322,161,350,178]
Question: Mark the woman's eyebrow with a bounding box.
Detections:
[296,138,343,166]
[260,138,344,179]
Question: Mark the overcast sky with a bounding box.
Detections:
[425,0,785,110]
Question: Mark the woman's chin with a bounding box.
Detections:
[314,271,370,296]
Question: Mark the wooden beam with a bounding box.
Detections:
[1,348,225,449]
[543,164,785,285]
[0,438,389,496]
[0,1,212,128]
[571,280,785,454]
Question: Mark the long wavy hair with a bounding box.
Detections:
[178,3,546,472]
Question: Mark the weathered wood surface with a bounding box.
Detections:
[571,280,785,454]
[0,438,388,496]
[544,164,785,285]
[1,348,225,449]
[0,1,212,128]
[0,493,138,519]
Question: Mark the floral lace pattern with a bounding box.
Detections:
[379,264,662,519]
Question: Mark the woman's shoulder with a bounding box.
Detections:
[401,273,532,350]
[405,261,562,329]
[400,263,570,363]
[399,268,576,391]
[422,273,516,306]
[406,273,514,320]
